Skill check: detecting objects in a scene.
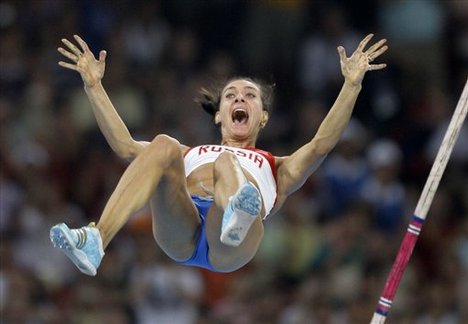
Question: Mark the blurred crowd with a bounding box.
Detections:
[1,0,467,323]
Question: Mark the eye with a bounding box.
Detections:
[225,93,235,99]
[246,92,256,98]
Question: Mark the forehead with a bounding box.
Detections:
[223,79,261,93]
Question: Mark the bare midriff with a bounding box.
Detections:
[186,163,260,198]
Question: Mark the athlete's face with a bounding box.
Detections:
[216,79,268,143]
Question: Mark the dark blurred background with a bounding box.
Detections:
[1,0,467,323]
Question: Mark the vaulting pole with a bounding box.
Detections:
[370,79,468,323]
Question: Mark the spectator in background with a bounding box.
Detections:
[129,235,204,324]
[424,90,468,165]
[361,138,406,235]
[445,0,468,87]
[241,0,308,80]
[321,118,369,217]
[377,0,447,96]
[121,1,170,72]
[298,3,361,100]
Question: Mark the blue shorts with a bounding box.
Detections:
[178,195,219,272]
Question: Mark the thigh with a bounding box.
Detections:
[149,146,200,262]
[204,205,264,272]
[213,152,266,218]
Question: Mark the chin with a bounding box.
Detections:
[233,128,251,137]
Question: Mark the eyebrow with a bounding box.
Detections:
[223,85,259,94]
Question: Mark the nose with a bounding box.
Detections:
[235,93,245,102]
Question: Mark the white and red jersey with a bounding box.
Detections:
[184,145,277,217]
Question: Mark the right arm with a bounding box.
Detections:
[58,35,149,160]
[83,82,149,160]
[275,34,387,197]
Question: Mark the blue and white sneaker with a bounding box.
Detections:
[220,182,262,247]
[50,222,104,276]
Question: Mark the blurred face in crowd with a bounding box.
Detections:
[215,79,269,143]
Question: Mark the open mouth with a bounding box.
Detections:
[232,108,249,125]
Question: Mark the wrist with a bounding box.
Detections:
[343,80,362,91]
[84,81,102,91]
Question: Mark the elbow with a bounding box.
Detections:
[114,140,142,160]
[114,148,135,160]
[117,150,136,161]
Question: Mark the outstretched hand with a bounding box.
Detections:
[58,35,107,88]
[337,34,388,86]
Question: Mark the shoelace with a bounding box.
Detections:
[75,222,96,249]
[75,228,87,249]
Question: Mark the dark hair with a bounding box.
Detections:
[196,77,275,120]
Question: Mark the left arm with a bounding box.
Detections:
[276,34,388,196]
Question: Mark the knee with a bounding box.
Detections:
[213,151,237,176]
[147,134,181,162]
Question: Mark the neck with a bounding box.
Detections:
[221,138,256,148]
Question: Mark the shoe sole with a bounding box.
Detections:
[233,184,261,216]
[220,183,261,247]
[50,223,97,276]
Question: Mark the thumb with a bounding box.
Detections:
[337,46,347,62]
[99,50,107,63]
